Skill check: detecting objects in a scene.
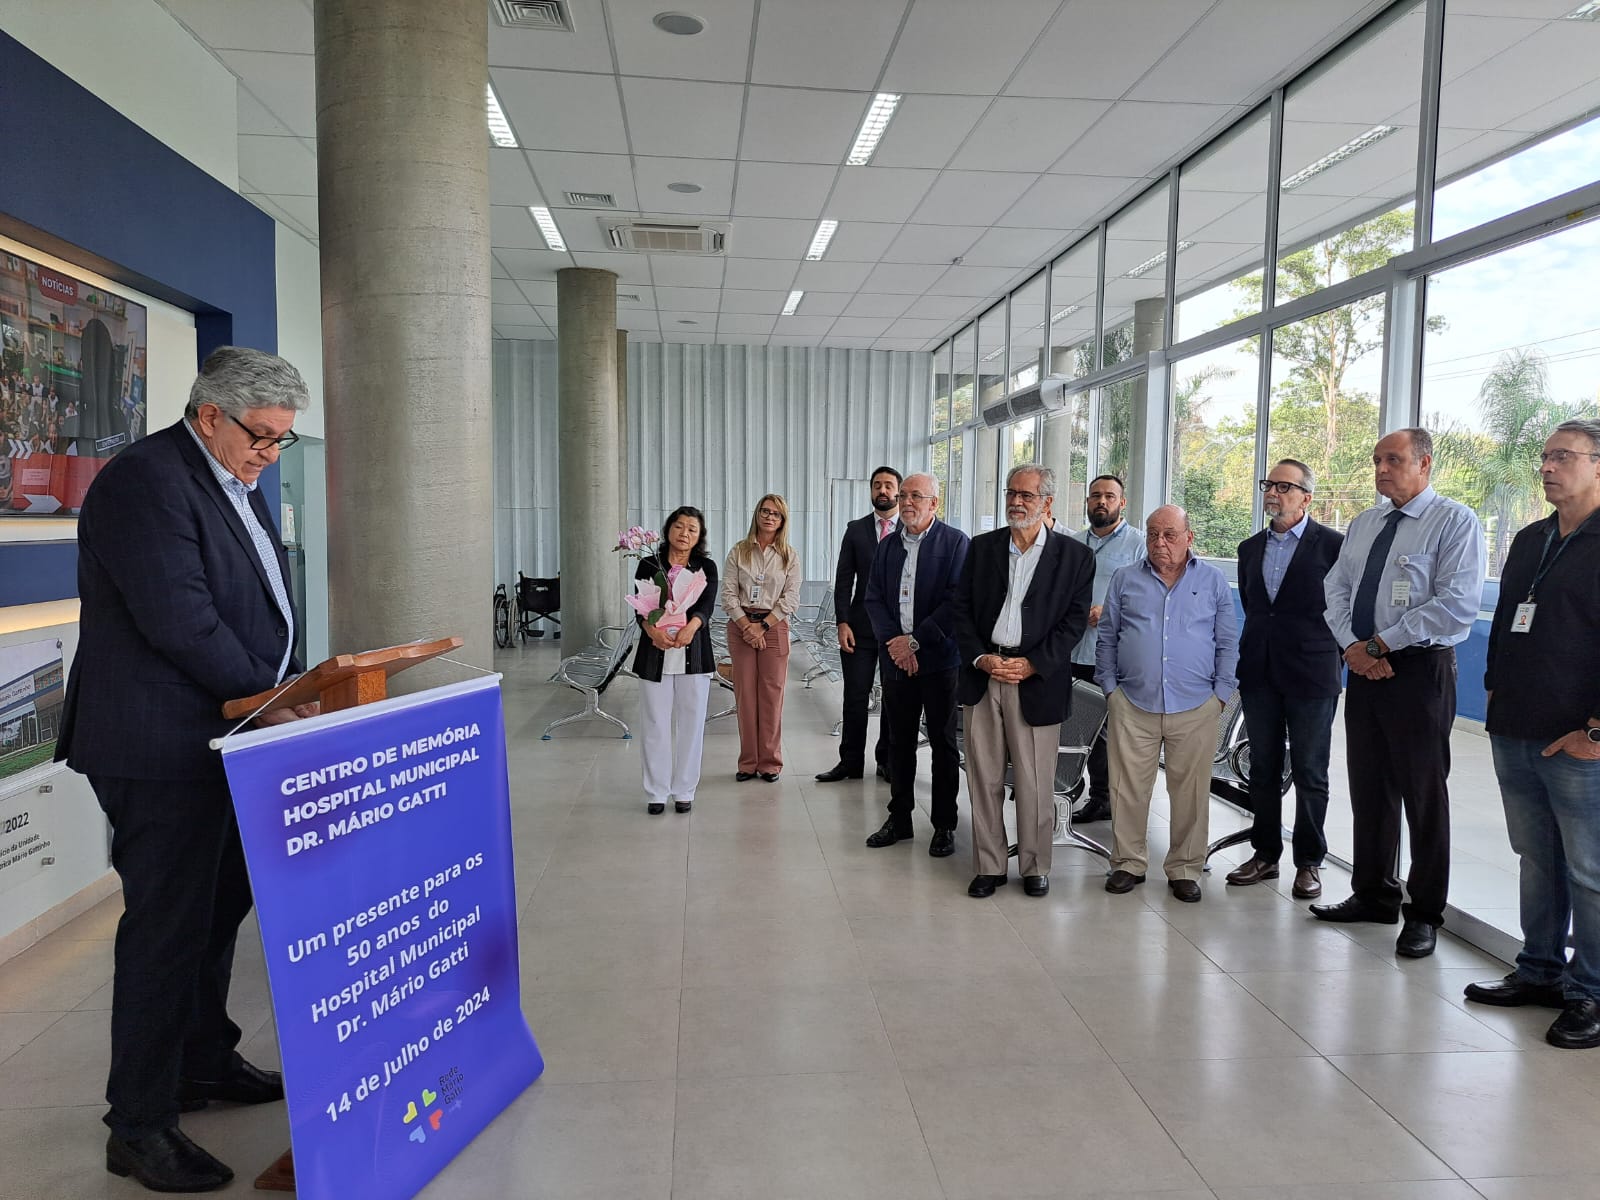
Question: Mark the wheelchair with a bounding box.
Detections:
[514,573,561,642]
[492,584,515,649]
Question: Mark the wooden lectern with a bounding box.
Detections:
[221,636,464,1193]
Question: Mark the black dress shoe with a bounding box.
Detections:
[1546,998,1600,1049]
[106,1128,234,1192]
[1464,973,1567,1009]
[176,1059,284,1108]
[1023,875,1049,897]
[1076,797,1111,823]
[815,764,863,782]
[1168,879,1202,903]
[735,771,757,782]
[1104,869,1145,894]
[674,800,692,814]
[1395,918,1437,958]
[647,802,665,815]
[1225,858,1279,886]
[865,818,913,848]
[1308,897,1399,924]
[928,829,955,858]
[876,763,891,782]
[968,874,1007,897]
[759,772,781,783]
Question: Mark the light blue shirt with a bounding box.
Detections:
[1262,511,1309,602]
[1096,555,1239,714]
[183,419,295,683]
[897,521,928,635]
[1323,485,1486,652]
[1070,520,1146,666]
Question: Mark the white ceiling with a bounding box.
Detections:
[151,0,1598,354]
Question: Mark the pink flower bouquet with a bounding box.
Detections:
[626,566,708,631]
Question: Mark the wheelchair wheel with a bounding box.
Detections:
[493,588,514,649]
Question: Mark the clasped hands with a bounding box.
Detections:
[979,653,1036,683]
[737,619,767,650]
[887,634,919,676]
[1343,639,1394,681]
[650,620,701,651]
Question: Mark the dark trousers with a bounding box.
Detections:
[1240,684,1337,867]
[881,667,960,832]
[91,774,254,1138]
[1070,663,1110,804]
[1343,648,1457,927]
[838,640,889,774]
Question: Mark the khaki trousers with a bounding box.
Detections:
[1106,688,1220,881]
[727,623,789,774]
[964,678,1060,877]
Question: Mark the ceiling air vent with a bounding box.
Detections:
[492,0,574,32]
[600,217,728,256]
[565,191,616,208]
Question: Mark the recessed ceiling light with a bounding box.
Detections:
[805,219,838,261]
[1564,1,1600,19]
[653,11,704,35]
[486,83,517,148]
[667,181,702,194]
[782,290,804,316]
[846,93,902,166]
[677,318,699,325]
[1281,125,1398,190]
[529,206,567,251]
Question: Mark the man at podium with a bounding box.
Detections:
[57,346,317,1193]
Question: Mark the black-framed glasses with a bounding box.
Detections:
[228,412,300,452]
[757,507,784,519]
[1258,479,1309,495]
[1539,449,1600,467]
[1004,488,1043,503]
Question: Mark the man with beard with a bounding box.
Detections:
[1068,475,1145,822]
[818,466,901,783]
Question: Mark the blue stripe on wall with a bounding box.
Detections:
[0,541,79,606]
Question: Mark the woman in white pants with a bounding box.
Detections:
[632,506,719,814]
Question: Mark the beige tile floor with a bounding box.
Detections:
[1,641,1596,1199]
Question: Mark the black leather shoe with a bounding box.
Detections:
[735,772,757,782]
[928,829,955,858]
[1104,870,1145,894]
[1023,875,1049,897]
[1546,998,1600,1049]
[876,763,891,782]
[759,772,781,783]
[647,802,665,815]
[865,818,913,848]
[967,874,1007,897]
[1395,918,1437,958]
[1168,879,1202,903]
[1225,858,1279,886]
[106,1128,234,1192]
[1308,897,1399,924]
[176,1059,284,1108]
[815,764,863,782]
[1464,973,1567,1009]
[674,800,692,814]
[1075,797,1111,823]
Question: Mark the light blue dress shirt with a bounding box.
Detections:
[1070,520,1146,666]
[1096,556,1239,714]
[1262,511,1309,602]
[1323,485,1486,651]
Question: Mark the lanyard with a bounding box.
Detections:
[1528,511,1596,602]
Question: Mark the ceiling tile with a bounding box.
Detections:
[237,135,317,195]
[948,98,1113,173]
[489,149,543,207]
[874,338,937,352]
[870,95,991,170]
[162,0,313,53]
[732,162,837,219]
[656,286,722,311]
[566,251,653,283]
[822,221,902,262]
[495,324,553,340]
[902,294,985,321]
[720,289,787,315]
[883,224,987,265]
[649,256,727,288]
[724,216,819,259]
[770,315,839,335]
[608,0,755,82]
[237,87,292,136]
[816,336,880,349]
[522,151,637,210]
[621,78,744,159]
[493,302,538,324]
[717,314,778,336]
[489,17,615,73]
[539,209,613,253]
[1442,21,1600,134]
[843,293,915,319]
[882,0,1061,94]
[491,278,528,304]
[723,258,800,290]
[1052,100,1239,178]
[667,332,717,343]
[960,227,1070,269]
[909,172,1036,226]
[1286,7,1427,127]
[752,0,903,89]
[827,166,939,223]
[1008,0,1211,99]
[633,157,737,216]
[886,317,956,338]
[217,50,316,136]
[828,316,894,338]
[999,174,1139,229]
[246,193,317,239]
[793,261,875,291]
[789,292,852,316]
[861,262,947,293]
[740,87,870,164]
[517,280,559,305]
[493,67,629,154]
[924,265,1024,297]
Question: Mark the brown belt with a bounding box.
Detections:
[744,609,772,620]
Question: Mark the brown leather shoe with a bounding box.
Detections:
[1225,858,1279,886]
[1292,866,1322,899]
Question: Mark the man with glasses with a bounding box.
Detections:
[1315,428,1486,958]
[1465,420,1600,1048]
[1226,460,1344,901]
[955,465,1093,897]
[1069,475,1144,823]
[57,347,315,1192]
[863,473,970,857]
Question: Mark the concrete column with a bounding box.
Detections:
[317,0,491,685]
[616,328,630,604]
[557,268,621,648]
[1124,296,1168,525]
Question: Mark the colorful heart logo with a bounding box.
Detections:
[429,1110,443,1131]
[422,1088,438,1105]
[408,1126,426,1145]
[402,1100,418,1125]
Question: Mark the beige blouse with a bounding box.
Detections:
[721,541,803,625]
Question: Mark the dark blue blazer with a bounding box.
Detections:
[864,517,970,681]
[57,420,301,781]
[1236,517,1345,699]
[833,511,887,648]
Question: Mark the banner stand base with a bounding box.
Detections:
[254,1150,295,1192]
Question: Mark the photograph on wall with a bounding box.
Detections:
[0,251,148,516]
[0,638,65,789]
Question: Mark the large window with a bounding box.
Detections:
[932,341,951,437]
[1169,339,1259,559]
[1007,271,1046,393]
[951,325,975,427]
[1096,378,1137,484]
[976,304,1007,413]
[1040,393,1090,526]
[1047,235,1099,379]
[1102,183,1170,368]
[1175,109,1271,343]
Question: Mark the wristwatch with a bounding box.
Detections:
[907,636,920,652]
[1586,726,1600,744]
[1365,638,1385,659]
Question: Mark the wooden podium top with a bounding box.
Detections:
[222,636,464,720]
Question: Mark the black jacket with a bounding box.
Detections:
[1236,518,1345,698]
[833,511,892,648]
[629,552,719,682]
[864,518,970,680]
[955,526,1093,725]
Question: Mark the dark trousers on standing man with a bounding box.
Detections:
[838,639,889,776]
[91,774,254,1138]
[1070,662,1110,807]
[1240,685,1337,867]
[1343,647,1456,927]
[881,667,960,832]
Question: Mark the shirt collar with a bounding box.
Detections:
[1269,512,1309,541]
[1086,520,1126,544]
[901,517,935,545]
[1391,485,1437,519]
[183,418,255,493]
[1008,519,1048,557]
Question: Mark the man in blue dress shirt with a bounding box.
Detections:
[1096,504,1239,902]
[1315,427,1486,958]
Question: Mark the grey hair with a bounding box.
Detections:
[1276,457,1315,492]
[1396,426,1434,462]
[1553,418,1600,453]
[903,472,939,500]
[1007,463,1057,498]
[185,346,310,419]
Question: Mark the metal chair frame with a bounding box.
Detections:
[541,621,637,740]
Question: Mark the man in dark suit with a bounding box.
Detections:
[57,346,316,1193]
[817,466,901,783]
[863,472,971,857]
[1226,459,1345,900]
[955,465,1093,898]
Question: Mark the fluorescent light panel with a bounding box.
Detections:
[782,290,804,316]
[486,83,517,148]
[1123,241,1193,279]
[1281,125,1397,190]
[1564,1,1600,19]
[529,206,566,251]
[805,219,838,261]
[1050,304,1082,323]
[846,93,902,166]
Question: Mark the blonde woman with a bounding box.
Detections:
[720,494,803,782]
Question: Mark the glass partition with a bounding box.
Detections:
[976,303,1007,413]
[1096,378,1137,483]
[1168,339,1259,560]
[1040,395,1090,530]
[932,341,952,437]
[951,325,976,427]
[1103,183,1171,368]
[1175,109,1271,342]
[1047,234,1100,379]
[1007,271,1047,393]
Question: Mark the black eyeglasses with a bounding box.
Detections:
[1258,479,1309,495]
[228,413,300,452]
[1004,488,1043,503]
[757,507,784,519]
[1539,449,1600,467]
